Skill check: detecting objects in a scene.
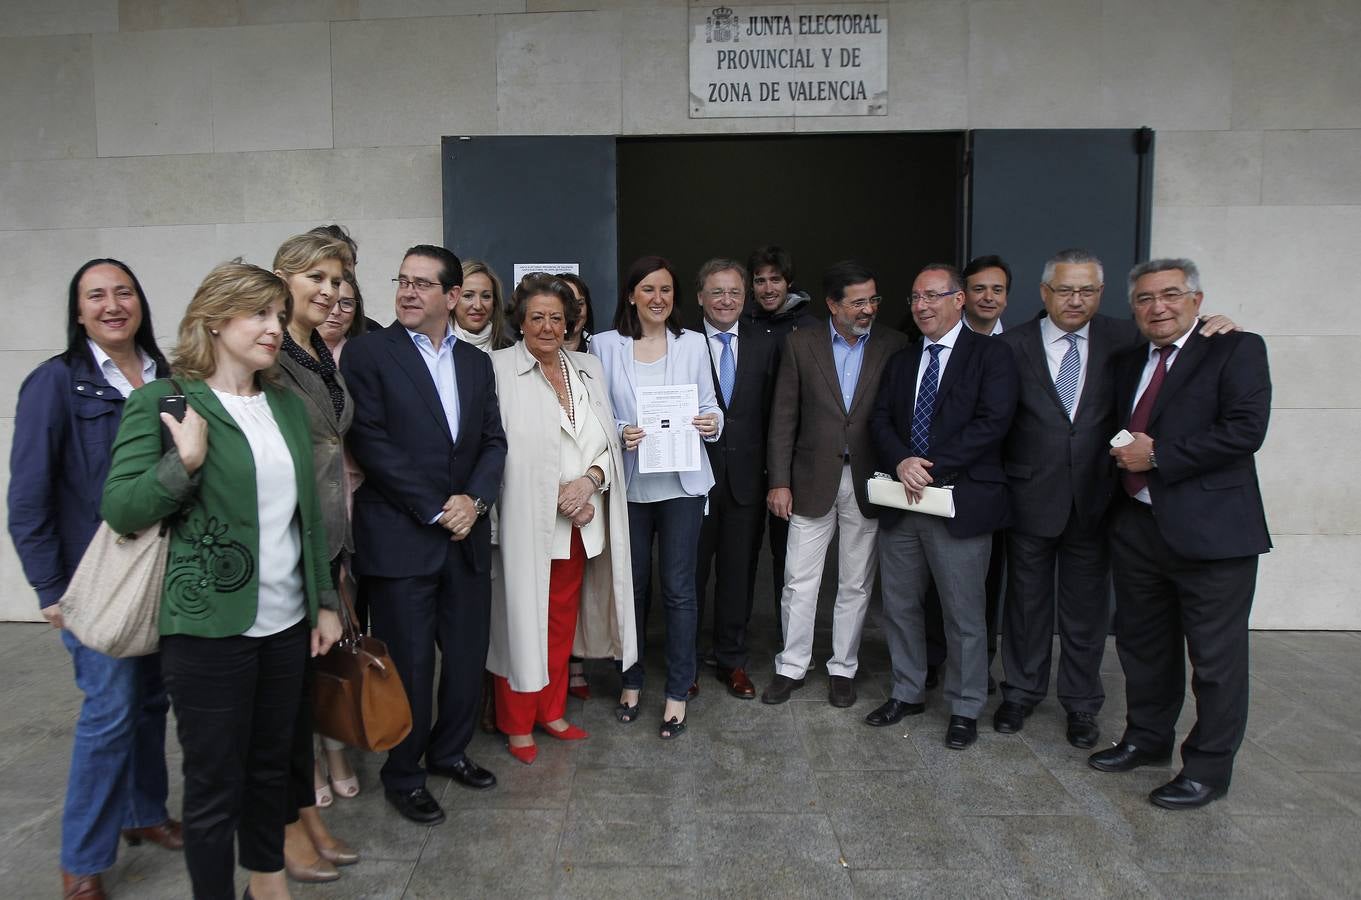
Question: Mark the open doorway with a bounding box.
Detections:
[616,132,964,330]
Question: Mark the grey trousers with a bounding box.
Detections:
[878,513,992,719]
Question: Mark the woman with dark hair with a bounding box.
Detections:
[8,258,180,900]
[556,271,596,698]
[557,271,595,353]
[318,270,366,361]
[102,261,341,900]
[272,232,361,884]
[485,274,636,763]
[590,256,722,739]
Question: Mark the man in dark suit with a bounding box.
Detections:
[995,249,1123,748]
[694,258,779,699]
[1091,257,1270,810]
[867,263,1018,749]
[340,244,507,825]
[762,260,909,708]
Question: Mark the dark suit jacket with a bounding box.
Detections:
[340,323,507,579]
[768,323,910,518]
[704,323,779,506]
[870,324,1019,539]
[1114,328,1271,561]
[999,313,1138,538]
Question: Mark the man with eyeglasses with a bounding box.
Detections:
[762,261,908,708]
[1091,258,1270,811]
[693,259,780,699]
[994,249,1239,751]
[340,244,507,825]
[867,263,1018,749]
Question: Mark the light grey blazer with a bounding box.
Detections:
[589,328,723,498]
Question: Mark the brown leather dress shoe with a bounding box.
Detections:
[121,818,184,850]
[61,871,106,899]
[718,667,756,699]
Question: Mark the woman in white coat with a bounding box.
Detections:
[486,274,637,765]
[591,256,722,740]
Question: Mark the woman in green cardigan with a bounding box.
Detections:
[102,261,341,900]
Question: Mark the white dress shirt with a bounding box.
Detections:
[1040,316,1092,420]
[407,325,461,444]
[88,339,156,399]
[914,317,966,397]
[703,319,739,371]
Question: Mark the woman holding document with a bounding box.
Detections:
[591,256,722,739]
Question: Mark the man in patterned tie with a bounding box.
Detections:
[867,264,1018,749]
[693,258,780,699]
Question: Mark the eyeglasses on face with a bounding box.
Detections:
[392,277,442,292]
[1046,285,1100,300]
[1132,287,1195,306]
[908,290,957,306]
[706,288,744,299]
[840,296,883,311]
[335,299,356,313]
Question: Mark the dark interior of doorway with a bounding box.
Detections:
[615,132,965,331]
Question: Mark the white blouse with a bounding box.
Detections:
[213,389,306,637]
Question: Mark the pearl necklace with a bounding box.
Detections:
[549,350,575,426]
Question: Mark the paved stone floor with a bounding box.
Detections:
[2,605,1359,898]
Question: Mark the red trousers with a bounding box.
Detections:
[494,530,586,736]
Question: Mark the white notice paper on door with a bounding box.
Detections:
[636,384,700,473]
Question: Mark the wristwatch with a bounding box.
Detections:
[1148,450,1158,469]
[473,497,489,517]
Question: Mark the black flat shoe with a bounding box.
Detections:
[1066,711,1100,749]
[428,757,497,790]
[924,665,941,690]
[992,700,1031,734]
[1149,774,1226,810]
[827,675,856,708]
[1088,742,1173,773]
[384,786,446,824]
[760,674,806,705]
[945,715,978,750]
[864,698,925,727]
[659,716,687,740]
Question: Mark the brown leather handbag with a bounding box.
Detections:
[312,576,413,752]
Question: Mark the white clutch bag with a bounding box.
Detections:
[867,472,956,518]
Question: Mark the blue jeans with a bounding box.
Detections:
[60,630,171,875]
[621,497,705,701]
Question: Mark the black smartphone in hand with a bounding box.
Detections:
[158,394,186,447]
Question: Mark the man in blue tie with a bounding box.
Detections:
[694,259,780,699]
[867,264,1018,749]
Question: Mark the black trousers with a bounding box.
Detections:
[1109,499,1257,789]
[1000,513,1111,713]
[696,488,767,670]
[365,549,490,792]
[926,530,1005,669]
[160,620,309,900]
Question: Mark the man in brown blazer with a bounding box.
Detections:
[762,260,910,708]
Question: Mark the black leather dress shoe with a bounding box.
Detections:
[1149,775,1226,810]
[827,675,856,708]
[864,698,925,727]
[1087,742,1172,773]
[1066,711,1100,749]
[429,756,497,790]
[924,665,941,690]
[992,700,1031,734]
[945,715,978,750]
[760,674,805,705]
[384,787,445,825]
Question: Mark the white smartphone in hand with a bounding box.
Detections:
[1110,429,1135,448]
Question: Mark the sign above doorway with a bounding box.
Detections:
[689,4,888,118]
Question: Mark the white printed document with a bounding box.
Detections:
[636,384,700,473]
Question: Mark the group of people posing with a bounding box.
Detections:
[8,230,1271,900]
